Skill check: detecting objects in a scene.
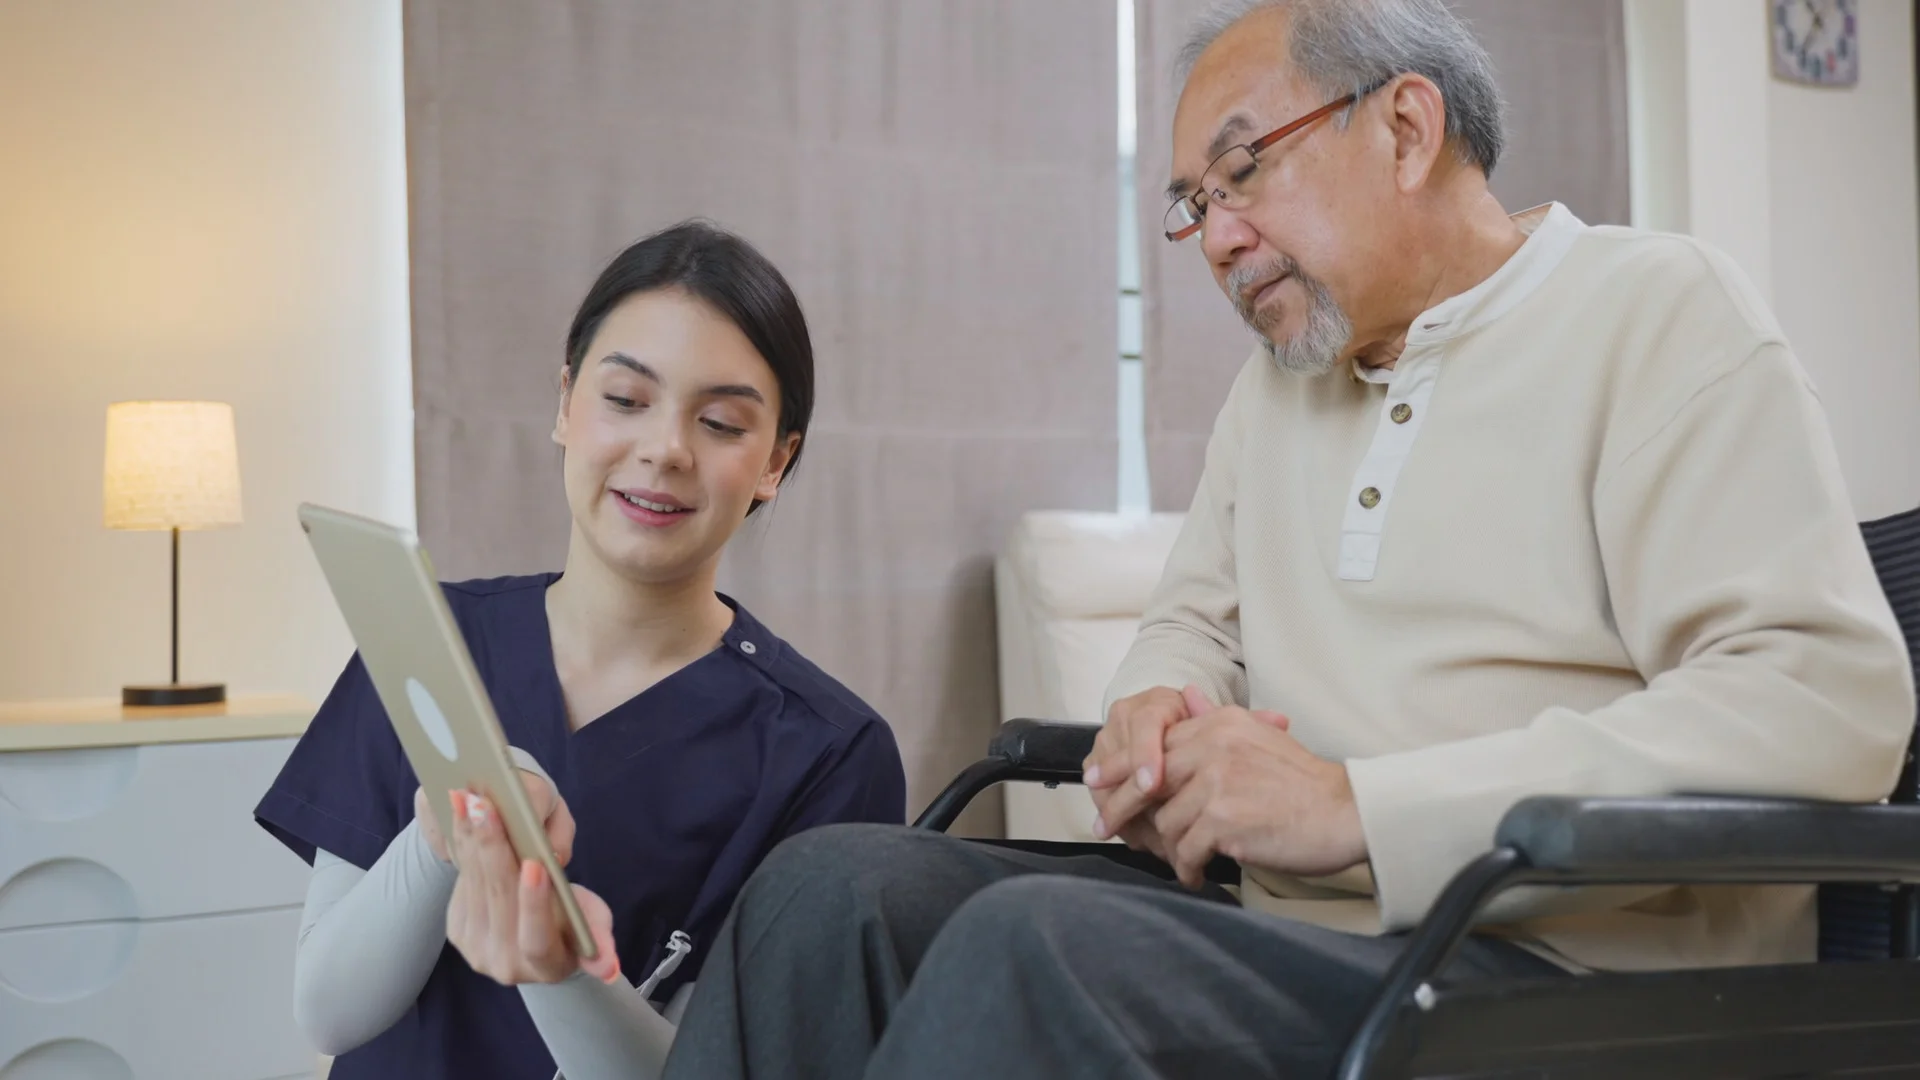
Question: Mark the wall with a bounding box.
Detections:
[1768,0,1920,519]
[1683,0,1778,299]
[2,0,1913,708]
[1626,0,1920,520]
[0,0,413,705]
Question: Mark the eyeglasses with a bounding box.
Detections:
[1163,78,1392,242]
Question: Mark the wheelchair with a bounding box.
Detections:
[914,507,1920,1079]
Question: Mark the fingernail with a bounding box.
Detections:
[1091,815,1108,840]
[1083,764,1101,786]
[467,796,490,826]
[585,952,620,983]
[1136,766,1154,791]
[521,859,543,889]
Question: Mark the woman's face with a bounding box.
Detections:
[555,287,797,585]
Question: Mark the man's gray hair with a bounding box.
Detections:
[1176,0,1505,176]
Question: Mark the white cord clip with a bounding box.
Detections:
[635,930,693,1000]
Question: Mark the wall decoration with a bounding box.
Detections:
[1773,0,1860,87]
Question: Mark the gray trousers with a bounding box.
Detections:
[662,823,1565,1080]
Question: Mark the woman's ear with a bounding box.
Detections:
[552,366,575,447]
[755,431,803,503]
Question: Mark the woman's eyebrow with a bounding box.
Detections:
[603,353,764,404]
[601,352,659,381]
[702,384,765,404]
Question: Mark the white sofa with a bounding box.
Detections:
[994,510,1185,842]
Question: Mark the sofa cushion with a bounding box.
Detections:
[1004,511,1186,620]
[1042,617,1144,727]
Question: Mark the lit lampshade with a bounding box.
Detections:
[104,401,243,531]
[102,401,242,708]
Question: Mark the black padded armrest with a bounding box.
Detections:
[913,720,1100,831]
[988,719,1100,775]
[1338,795,1920,1080]
[1497,795,1920,883]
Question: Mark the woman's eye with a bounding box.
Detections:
[604,395,639,410]
[701,417,746,436]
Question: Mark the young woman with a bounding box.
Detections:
[254,221,905,1080]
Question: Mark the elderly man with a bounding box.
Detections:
[660,0,1914,1076]
[448,1,1915,1077]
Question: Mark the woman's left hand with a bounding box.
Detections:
[445,791,620,986]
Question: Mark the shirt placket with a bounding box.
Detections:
[1336,348,1441,582]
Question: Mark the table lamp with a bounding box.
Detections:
[103,400,243,707]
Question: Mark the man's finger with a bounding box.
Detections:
[1120,704,1175,796]
[1252,709,1290,730]
[1088,690,1188,789]
[1171,811,1221,890]
[1162,712,1243,787]
[1119,689,1205,797]
[1116,818,1167,861]
[1181,684,1214,720]
[1150,769,1208,855]
[1093,775,1155,839]
[1084,699,1131,788]
[1162,710,1234,765]
[1083,725,1127,788]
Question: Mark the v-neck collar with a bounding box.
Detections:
[519,577,776,749]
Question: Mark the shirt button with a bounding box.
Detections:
[1358,487,1382,509]
[740,641,758,655]
[1390,403,1412,424]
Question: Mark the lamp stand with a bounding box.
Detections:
[123,527,226,708]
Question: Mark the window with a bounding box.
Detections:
[1117,0,1151,514]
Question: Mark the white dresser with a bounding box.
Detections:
[0,697,317,1080]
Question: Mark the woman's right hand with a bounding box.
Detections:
[414,768,576,867]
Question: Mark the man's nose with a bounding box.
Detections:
[1203,204,1260,271]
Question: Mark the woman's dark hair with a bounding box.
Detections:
[564,219,814,513]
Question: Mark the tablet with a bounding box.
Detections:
[297,502,596,961]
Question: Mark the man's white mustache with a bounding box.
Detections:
[1227,261,1295,321]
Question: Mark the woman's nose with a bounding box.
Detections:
[635,416,693,469]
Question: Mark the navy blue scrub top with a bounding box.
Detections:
[255,574,905,1080]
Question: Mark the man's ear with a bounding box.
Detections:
[1385,73,1448,194]
[553,366,574,446]
[755,431,803,503]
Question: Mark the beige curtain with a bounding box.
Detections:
[406,0,1118,832]
[1136,0,1629,510]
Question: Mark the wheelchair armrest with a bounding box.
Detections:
[1497,795,1920,883]
[912,720,1098,831]
[1339,796,1920,1080]
[988,719,1100,776]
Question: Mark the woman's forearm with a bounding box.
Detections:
[520,972,680,1080]
[294,822,457,1055]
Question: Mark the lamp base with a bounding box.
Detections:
[122,683,227,708]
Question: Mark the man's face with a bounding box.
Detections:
[1167,9,1396,373]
